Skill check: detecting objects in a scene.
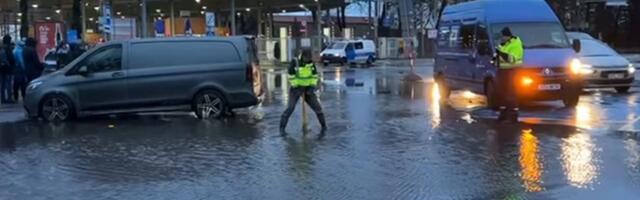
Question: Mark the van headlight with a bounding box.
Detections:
[629,64,636,74]
[570,58,584,75]
[27,81,43,91]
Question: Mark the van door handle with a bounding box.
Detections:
[111,72,125,78]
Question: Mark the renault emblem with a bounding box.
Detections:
[543,68,552,75]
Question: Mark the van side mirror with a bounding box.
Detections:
[572,39,581,53]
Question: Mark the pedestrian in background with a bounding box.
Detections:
[280,49,327,135]
[55,41,71,69]
[12,39,27,101]
[23,38,43,83]
[0,35,16,104]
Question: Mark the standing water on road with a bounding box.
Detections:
[1,65,640,199]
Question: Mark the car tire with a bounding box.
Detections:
[193,90,227,119]
[366,56,374,67]
[615,86,630,93]
[40,94,75,122]
[435,76,450,103]
[563,94,579,108]
[485,80,500,110]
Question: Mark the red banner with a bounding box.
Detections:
[35,22,65,62]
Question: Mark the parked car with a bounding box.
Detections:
[567,32,636,93]
[42,51,58,75]
[24,37,263,121]
[434,0,584,108]
[321,39,376,66]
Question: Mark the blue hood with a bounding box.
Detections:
[522,49,576,68]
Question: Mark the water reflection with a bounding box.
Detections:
[519,129,543,192]
[625,138,639,173]
[561,133,599,188]
[575,104,593,129]
[431,83,441,128]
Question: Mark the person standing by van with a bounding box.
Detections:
[280,49,327,135]
[496,27,524,122]
[12,40,27,102]
[0,35,16,104]
[23,38,44,82]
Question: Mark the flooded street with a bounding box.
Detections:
[1,62,640,199]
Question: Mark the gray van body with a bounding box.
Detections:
[24,37,259,118]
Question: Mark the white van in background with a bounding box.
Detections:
[321,39,376,67]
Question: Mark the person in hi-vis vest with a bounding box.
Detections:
[280,49,327,135]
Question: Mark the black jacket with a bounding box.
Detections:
[23,46,43,79]
[0,45,16,75]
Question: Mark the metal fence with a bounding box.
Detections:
[254,36,427,66]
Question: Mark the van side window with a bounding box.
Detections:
[354,42,364,50]
[437,26,450,49]
[129,41,241,69]
[449,26,460,48]
[346,43,355,51]
[476,25,491,56]
[459,24,475,49]
[78,45,122,73]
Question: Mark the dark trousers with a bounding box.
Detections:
[0,74,13,103]
[12,75,27,101]
[497,68,519,121]
[280,87,326,129]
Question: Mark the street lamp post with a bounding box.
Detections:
[141,0,147,38]
[230,0,236,35]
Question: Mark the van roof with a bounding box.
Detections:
[442,0,560,24]
[124,36,248,44]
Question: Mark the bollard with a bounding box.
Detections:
[301,92,308,134]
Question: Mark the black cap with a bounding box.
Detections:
[300,48,313,64]
[501,27,513,37]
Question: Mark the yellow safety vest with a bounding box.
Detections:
[498,37,524,69]
[289,63,319,87]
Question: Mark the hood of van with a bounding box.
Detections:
[321,49,345,57]
[522,49,577,68]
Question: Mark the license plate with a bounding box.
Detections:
[608,73,625,79]
[538,84,561,91]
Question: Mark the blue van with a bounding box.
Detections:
[434,0,584,108]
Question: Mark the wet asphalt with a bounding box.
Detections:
[1,60,640,200]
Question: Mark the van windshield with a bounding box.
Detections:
[329,42,347,49]
[491,22,570,49]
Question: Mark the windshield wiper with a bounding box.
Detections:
[525,44,564,49]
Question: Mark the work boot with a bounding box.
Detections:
[279,116,289,136]
[317,113,327,133]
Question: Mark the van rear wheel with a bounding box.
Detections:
[193,90,227,119]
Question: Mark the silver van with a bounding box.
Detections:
[24,37,263,121]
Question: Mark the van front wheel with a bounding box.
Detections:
[563,94,579,108]
[40,94,75,122]
[194,90,227,119]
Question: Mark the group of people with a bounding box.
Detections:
[0,35,44,104]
